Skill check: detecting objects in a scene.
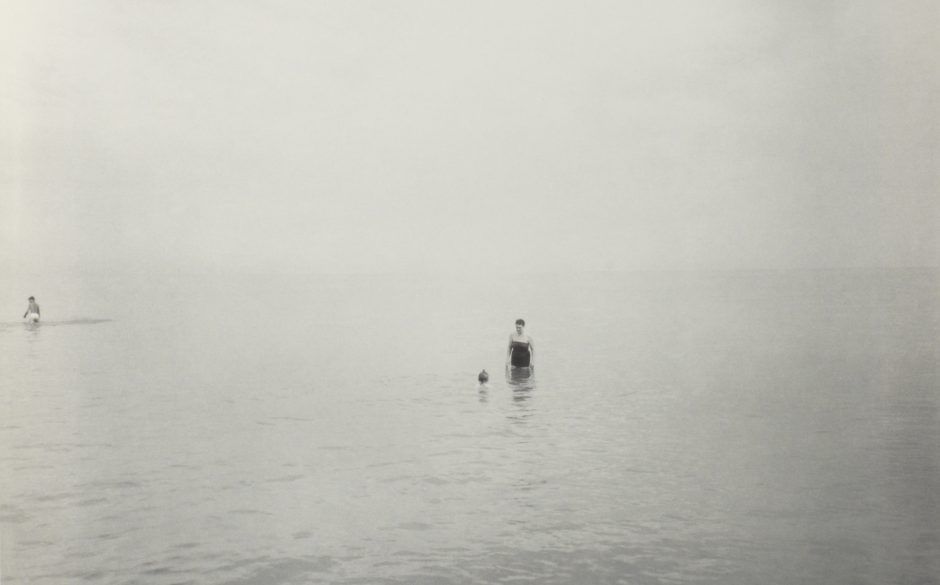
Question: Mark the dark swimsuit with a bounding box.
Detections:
[510,340,531,367]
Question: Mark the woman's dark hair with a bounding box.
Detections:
[28,296,35,300]
[515,318,525,326]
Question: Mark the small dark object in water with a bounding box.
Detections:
[478,369,489,383]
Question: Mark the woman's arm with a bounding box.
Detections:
[528,337,534,368]
[505,335,513,369]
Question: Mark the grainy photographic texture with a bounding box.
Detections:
[2,2,938,584]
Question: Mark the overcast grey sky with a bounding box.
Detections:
[2,0,937,275]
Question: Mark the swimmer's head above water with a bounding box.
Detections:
[478,369,489,383]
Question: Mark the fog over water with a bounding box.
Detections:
[2,1,938,276]
[1,269,939,584]
[2,2,939,584]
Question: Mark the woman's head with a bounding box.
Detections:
[515,318,525,333]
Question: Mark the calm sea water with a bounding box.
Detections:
[1,269,938,585]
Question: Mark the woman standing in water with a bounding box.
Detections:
[506,318,534,370]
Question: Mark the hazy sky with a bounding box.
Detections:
[2,0,937,275]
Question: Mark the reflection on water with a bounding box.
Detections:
[0,319,112,332]
[23,323,41,367]
[506,367,534,384]
[506,368,536,430]
[507,367,535,404]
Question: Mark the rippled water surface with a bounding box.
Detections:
[2,269,938,584]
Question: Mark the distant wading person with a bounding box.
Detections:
[23,296,40,322]
[506,319,534,370]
